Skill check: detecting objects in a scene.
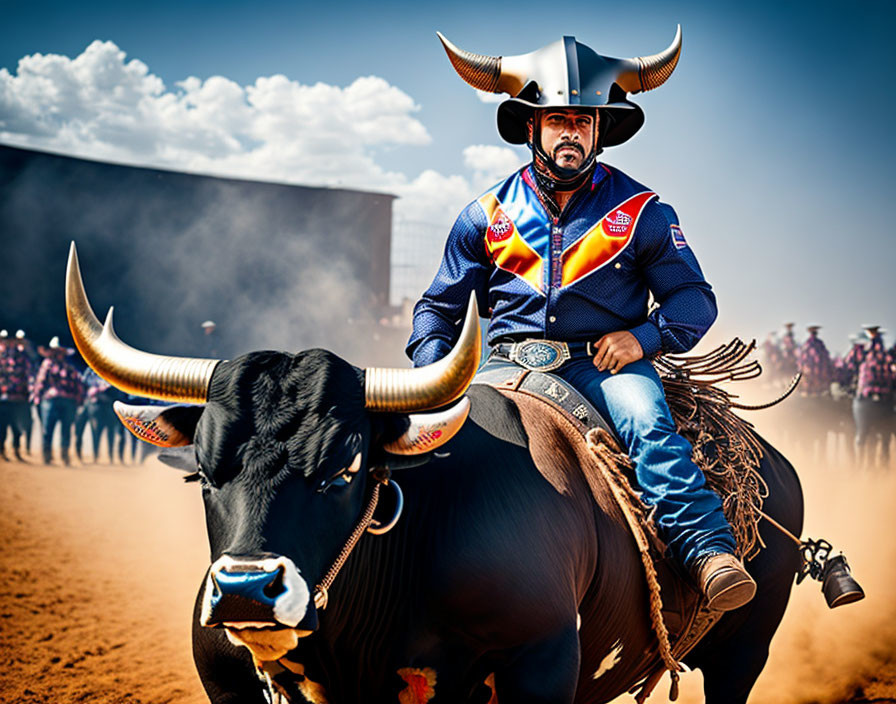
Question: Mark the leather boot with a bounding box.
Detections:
[694,553,756,611]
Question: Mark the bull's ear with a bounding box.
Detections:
[113,401,203,448]
[157,446,200,472]
[382,397,471,455]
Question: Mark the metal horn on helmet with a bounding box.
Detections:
[66,242,220,404]
[436,32,529,97]
[439,26,682,98]
[614,25,682,93]
[365,294,481,413]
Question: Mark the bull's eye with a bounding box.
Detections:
[317,459,361,493]
[316,449,363,494]
[317,472,352,493]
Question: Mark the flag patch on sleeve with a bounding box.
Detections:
[670,224,687,249]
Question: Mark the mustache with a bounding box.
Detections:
[552,141,585,158]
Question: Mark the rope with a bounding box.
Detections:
[657,339,771,560]
[755,507,803,547]
[729,373,801,411]
[585,429,682,701]
[580,338,780,699]
[313,480,382,610]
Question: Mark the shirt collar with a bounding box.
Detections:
[522,161,610,194]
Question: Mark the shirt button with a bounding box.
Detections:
[614,262,622,269]
[549,315,557,323]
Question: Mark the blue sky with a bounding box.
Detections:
[2,0,895,352]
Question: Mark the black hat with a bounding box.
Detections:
[438,28,681,148]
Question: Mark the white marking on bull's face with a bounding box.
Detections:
[576,612,582,631]
[200,554,310,628]
[592,639,624,680]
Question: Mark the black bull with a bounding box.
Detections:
[133,349,802,704]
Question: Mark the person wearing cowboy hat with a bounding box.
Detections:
[0,329,34,461]
[777,322,799,381]
[31,336,85,466]
[794,325,837,457]
[406,29,755,611]
[74,367,130,463]
[853,325,894,468]
[797,325,834,397]
[14,329,38,454]
[837,332,868,399]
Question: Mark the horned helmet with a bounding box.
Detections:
[438,28,682,188]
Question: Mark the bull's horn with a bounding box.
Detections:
[66,242,220,403]
[365,293,481,412]
[436,32,528,97]
[616,25,682,94]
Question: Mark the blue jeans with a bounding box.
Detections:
[0,401,23,451]
[39,398,78,461]
[531,357,735,567]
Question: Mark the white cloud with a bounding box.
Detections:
[462,144,527,191]
[0,40,527,228]
[475,90,504,104]
[393,169,475,224]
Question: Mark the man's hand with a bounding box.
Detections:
[592,331,644,374]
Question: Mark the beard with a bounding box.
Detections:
[552,141,585,163]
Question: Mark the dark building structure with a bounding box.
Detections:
[0,144,405,366]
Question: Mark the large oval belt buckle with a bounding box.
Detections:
[510,340,571,372]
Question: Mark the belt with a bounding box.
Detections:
[491,339,596,373]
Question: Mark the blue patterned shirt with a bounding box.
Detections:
[407,164,717,366]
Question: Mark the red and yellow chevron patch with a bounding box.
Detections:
[479,193,544,294]
[560,191,655,288]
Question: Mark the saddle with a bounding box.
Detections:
[473,340,778,700]
[474,359,615,437]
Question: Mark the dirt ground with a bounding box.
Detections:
[1,413,895,703]
[0,454,209,704]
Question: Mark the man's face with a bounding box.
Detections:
[535,109,597,170]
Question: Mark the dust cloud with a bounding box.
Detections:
[620,396,896,703]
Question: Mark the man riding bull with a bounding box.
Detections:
[407,29,755,611]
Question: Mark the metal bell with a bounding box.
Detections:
[821,554,865,608]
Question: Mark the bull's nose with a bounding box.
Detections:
[213,564,285,603]
[200,555,311,628]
